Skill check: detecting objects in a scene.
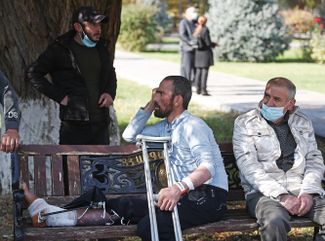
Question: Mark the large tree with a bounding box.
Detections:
[0,0,122,193]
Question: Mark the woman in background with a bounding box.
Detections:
[193,16,216,96]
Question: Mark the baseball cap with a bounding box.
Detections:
[72,6,107,24]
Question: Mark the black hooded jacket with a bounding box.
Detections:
[26,30,117,121]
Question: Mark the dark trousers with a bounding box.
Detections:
[195,67,209,93]
[110,185,227,241]
[180,51,195,82]
[59,120,109,145]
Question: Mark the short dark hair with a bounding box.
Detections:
[266,77,296,100]
[162,75,192,109]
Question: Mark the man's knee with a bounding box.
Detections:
[260,214,291,233]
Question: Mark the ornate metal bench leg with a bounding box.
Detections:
[13,189,24,241]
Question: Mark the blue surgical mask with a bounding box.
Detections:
[261,103,285,122]
[81,30,97,48]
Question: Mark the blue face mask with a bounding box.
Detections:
[261,103,285,122]
[81,30,97,48]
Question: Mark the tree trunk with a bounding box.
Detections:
[0,0,122,194]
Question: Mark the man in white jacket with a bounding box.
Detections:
[233,77,325,241]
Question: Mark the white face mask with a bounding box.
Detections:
[190,12,198,21]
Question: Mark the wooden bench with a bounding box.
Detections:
[11,143,319,241]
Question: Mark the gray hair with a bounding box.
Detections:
[266,77,296,100]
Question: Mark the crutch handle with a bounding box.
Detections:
[136,135,171,143]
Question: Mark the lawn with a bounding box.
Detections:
[140,48,325,93]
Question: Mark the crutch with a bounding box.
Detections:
[136,134,183,241]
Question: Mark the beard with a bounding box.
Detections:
[153,102,173,118]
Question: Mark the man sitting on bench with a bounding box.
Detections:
[122,75,228,241]
[233,77,325,241]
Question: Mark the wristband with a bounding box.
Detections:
[175,182,189,195]
[182,177,194,190]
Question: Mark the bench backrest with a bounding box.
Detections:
[16,143,244,204]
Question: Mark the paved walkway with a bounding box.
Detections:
[114,50,325,138]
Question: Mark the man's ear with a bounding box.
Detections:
[286,98,296,112]
[73,23,82,33]
[173,95,183,108]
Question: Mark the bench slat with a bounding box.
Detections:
[51,154,64,196]
[20,155,29,189]
[66,155,80,196]
[22,217,317,241]
[34,155,47,196]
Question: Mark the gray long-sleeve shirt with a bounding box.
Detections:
[0,70,21,130]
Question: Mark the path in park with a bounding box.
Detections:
[114,50,325,138]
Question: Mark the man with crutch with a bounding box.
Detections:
[122,75,228,241]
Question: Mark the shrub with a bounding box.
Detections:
[207,0,291,62]
[118,4,158,51]
[280,8,315,34]
[136,0,171,34]
[310,31,325,64]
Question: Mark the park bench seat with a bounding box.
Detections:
[12,144,319,240]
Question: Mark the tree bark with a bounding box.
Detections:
[0,0,122,193]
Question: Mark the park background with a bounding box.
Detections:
[0,0,325,240]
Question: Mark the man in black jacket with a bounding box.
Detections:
[26,6,117,145]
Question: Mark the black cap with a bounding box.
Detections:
[72,6,107,24]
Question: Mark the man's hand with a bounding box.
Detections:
[157,185,182,211]
[98,93,113,108]
[60,96,69,106]
[1,129,19,152]
[279,194,301,215]
[297,193,314,216]
[143,88,157,113]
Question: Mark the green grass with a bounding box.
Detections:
[139,49,325,94]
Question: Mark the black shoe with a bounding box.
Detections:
[196,89,201,95]
[202,91,210,96]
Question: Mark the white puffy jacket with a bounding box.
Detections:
[233,106,325,199]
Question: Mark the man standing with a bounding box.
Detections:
[26,6,117,144]
[179,6,198,83]
[0,70,20,152]
[122,75,228,241]
[233,77,325,241]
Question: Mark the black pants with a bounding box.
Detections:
[59,120,109,145]
[195,67,209,94]
[110,185,227,241]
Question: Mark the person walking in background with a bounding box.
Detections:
[0,70,21,152]
[179,6,198,83]
[26,6,117,145]
[193,16,216,96]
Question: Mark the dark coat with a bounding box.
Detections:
[179,19,196,52]
[26,30,117,121]
[194,26,214,68]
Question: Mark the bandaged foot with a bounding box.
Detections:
[23,182,77,227]
[23,183,120,227]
